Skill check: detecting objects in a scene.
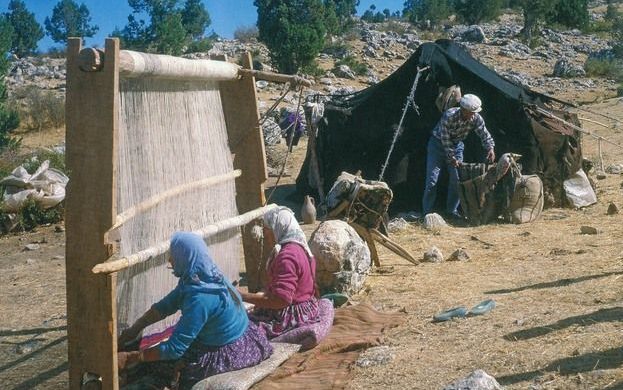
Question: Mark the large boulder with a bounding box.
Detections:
[309,220,371,295]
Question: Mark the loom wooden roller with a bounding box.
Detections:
[77,47,313,87]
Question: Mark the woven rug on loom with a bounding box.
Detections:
[252,303,406,390]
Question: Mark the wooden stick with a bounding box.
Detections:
[370,228,420,265]
[92,204,277,274]
[598,138,604,173]
[578,116,613,130]
[349,223,380,267]
[106,170,241,239]
[238,68,313,87]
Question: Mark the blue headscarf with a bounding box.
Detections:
[169,232,229,297]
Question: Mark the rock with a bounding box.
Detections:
[309,220,371,295]
[24,243,40,251]
[261,118,282,146]
[443,369,502,390]
[423,246,444,263]
[16,340,41,355]
[462,25,486,43]
[553,58,586,78]
[53,255,64,260]
[596,171,607,180]
[580,225,598,235]
[25,258,37,265]
[606,164,623,174]
[607,202,619,215]
[356,346,395,367]
[255,80,268,89]
[449,248,470,262]
[335,64,356,80]
[54,225,65,233]
[424,213,447,231]
[388,218,409,233]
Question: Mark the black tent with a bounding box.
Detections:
[297,39,582,212]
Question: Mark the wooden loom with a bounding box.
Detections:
[65,38,308,390]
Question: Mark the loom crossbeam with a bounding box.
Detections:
[93,204,276,274]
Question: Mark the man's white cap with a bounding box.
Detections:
[460,94,482,113]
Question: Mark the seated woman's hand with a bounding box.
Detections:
[118,328,140,351]
[117,351,141,371]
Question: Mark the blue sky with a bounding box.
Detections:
[1,0,405,52]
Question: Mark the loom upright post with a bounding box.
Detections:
[220,52,268,292]
[66,37,119,389]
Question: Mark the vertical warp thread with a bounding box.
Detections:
[115,78,241,335]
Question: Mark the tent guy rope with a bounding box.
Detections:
[378,66,430,181]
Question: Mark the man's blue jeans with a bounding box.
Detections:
[422,136,464,216]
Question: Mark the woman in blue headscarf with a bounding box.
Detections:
[117,232,272,389]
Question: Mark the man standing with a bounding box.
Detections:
[422,94,495,219]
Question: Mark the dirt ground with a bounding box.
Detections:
[1,38,623,390]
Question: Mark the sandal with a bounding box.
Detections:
[432,306,468,322]
[468,299,496,316]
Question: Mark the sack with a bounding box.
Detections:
[509,175,544,224]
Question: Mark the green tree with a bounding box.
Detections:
[324,0,340,34]
[181,0,211,39]
[605,0,619,22]
[44,0,99,44]
[0,17,20,150]
[4,0,44,57]
[333,0,359,31]
[255,0,327,74]
[517,0,557,40]
[547,0,589,29]
[403,0,452,26]
[454,0,503,24]
[114,0,212,55]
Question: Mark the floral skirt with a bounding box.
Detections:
[122,321,273,390]
[249,297,320,339]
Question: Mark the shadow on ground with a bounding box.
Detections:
[497,345,623,385]
[504,307,623,341]
[485,271,623,294]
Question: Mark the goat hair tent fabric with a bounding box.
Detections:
[297,39,582,211]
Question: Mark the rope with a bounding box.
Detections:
[378,66,430,181]
[265,85,305,205]
[259,82,291,125]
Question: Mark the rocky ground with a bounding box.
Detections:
[1,5,623,389]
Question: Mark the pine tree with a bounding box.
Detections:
[517,0,557,40]
[454,0,504,25]
[547,0,589,29]
[403,0,452,26]
[0,16,20,150]
[255,0,327,74]
[114,0,212,55]
[44,0,99,44]
[5,0,44,57]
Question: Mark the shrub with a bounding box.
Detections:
[13,85,65,130]
[584,58,623,80]
[334,55,367,76]
[234,25,259,42]
[0,198,64,233]
[301,62,325,77]
[380,20,409,35]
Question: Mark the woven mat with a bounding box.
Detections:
[252,304,405,390]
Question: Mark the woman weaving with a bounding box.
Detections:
[117,232,272,389]
[240,207,321,338]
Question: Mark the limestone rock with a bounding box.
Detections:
[443,369,502,390]
[606,164,623,174]
[356,346,395,368]
[580,225,598,235]
[424,213,447,231]
[424,246,444,263]
[607,202,619,215]
[462,26,486,43]
[449,248,471,262]
[388,218,409,233]
[553,58,585,78]
[309,220,371,295]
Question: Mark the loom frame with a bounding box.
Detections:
[65,37,267,390]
